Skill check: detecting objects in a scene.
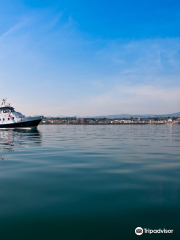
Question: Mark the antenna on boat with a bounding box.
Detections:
[1,98,7,106]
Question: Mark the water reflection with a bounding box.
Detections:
[0,129,41,155]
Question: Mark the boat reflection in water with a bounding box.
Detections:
[0,129,41,158]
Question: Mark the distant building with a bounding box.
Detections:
[89,120,95,124]
[50,120,59,124]
[104,120,111,124]
[177,118,180,122]
[72,120,78,124]
[79,118,87,124]
[167,118,173,122]
[42,119,50,124]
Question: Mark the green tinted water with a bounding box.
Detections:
[0,125,180,239]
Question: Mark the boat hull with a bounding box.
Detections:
[0,119,42,128]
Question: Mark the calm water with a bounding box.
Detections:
[0,125,180,239]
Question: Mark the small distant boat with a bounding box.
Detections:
[0,99,43,129]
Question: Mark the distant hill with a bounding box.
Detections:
[92,112,180,118]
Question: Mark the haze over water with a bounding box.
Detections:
[0,125,180,239]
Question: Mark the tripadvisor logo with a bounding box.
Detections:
[135,227,174,235]
[135,227,143,235]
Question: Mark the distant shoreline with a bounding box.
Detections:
[41,116,180,125]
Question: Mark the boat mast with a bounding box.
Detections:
[1,98,7,106]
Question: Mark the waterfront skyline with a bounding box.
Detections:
[0,0,180,116]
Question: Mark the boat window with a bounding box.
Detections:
[12,117,14,120]
[0,118,1,121]
[3,118,5,121]
[3,109,8,113]
[8,118,10,120]
[9,108,15,112]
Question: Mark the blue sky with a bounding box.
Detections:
[0,0,180,116]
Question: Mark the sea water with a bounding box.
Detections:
[0,125,180,239]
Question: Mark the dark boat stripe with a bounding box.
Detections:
[0,119,42,128]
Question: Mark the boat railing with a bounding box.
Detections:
[16,115,25,118]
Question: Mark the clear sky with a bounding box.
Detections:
[0,0,180,116]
